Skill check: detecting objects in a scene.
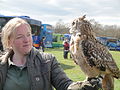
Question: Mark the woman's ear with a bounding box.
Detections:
[8,39,13,48]
[8,39,11,47]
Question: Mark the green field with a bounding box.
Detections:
[45,48,120,90]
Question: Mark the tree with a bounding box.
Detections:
[90,19,120,39]
[54,19,70,34]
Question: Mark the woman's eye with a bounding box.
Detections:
[16,35,23,39]
[16,36,23,39]
[27,33,31,37]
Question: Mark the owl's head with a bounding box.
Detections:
[70,15,95,38]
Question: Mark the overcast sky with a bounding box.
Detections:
[0,0,120,26]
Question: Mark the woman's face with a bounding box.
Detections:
[9,24,33,55]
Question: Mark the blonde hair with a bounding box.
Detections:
[1,18,31,50]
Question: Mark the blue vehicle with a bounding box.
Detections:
[97,37,120,51]
[107,38,120,51]
[64,34,71,42]
[96,37,108,46]
[0,15,41,34]
[40,24,53,48]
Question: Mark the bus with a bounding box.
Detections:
[40,24,53,48]
[0,15,42,50]
[0,15,41,33]
[52,33,64,47]
[97,37,120,51]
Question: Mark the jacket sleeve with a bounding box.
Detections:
[50,55,73,90]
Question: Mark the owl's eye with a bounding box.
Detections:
[76,33,81,37]
[78,34,81,37]
[72,21,75,25]
[77,34,81,37]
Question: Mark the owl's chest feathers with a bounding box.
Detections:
[74,41,87,65]
[74,41,100,77]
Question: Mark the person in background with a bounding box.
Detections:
[32,31,41,49]
[63,38,70,59]
[40,36,46,52]
[0,18,102,90]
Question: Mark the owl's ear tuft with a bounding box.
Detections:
[79,15,86,20]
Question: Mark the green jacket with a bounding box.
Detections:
[0,48,73,90]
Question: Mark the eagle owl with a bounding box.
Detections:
[69,15,120,90]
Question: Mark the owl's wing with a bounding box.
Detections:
[82,40,120,78]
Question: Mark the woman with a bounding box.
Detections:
[0,18,102,90]
[0,18,73,90]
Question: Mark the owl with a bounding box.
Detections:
[69,15,120,90]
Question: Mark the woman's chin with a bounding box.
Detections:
[22,48,31,55]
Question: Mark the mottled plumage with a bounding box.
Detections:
[69,15,120,90]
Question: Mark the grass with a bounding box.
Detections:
[45,48,120,90]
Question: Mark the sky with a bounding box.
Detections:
[0,0,120,26]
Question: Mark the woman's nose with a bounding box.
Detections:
[23,36,29,42]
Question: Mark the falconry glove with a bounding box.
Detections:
[67,78,103,90]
